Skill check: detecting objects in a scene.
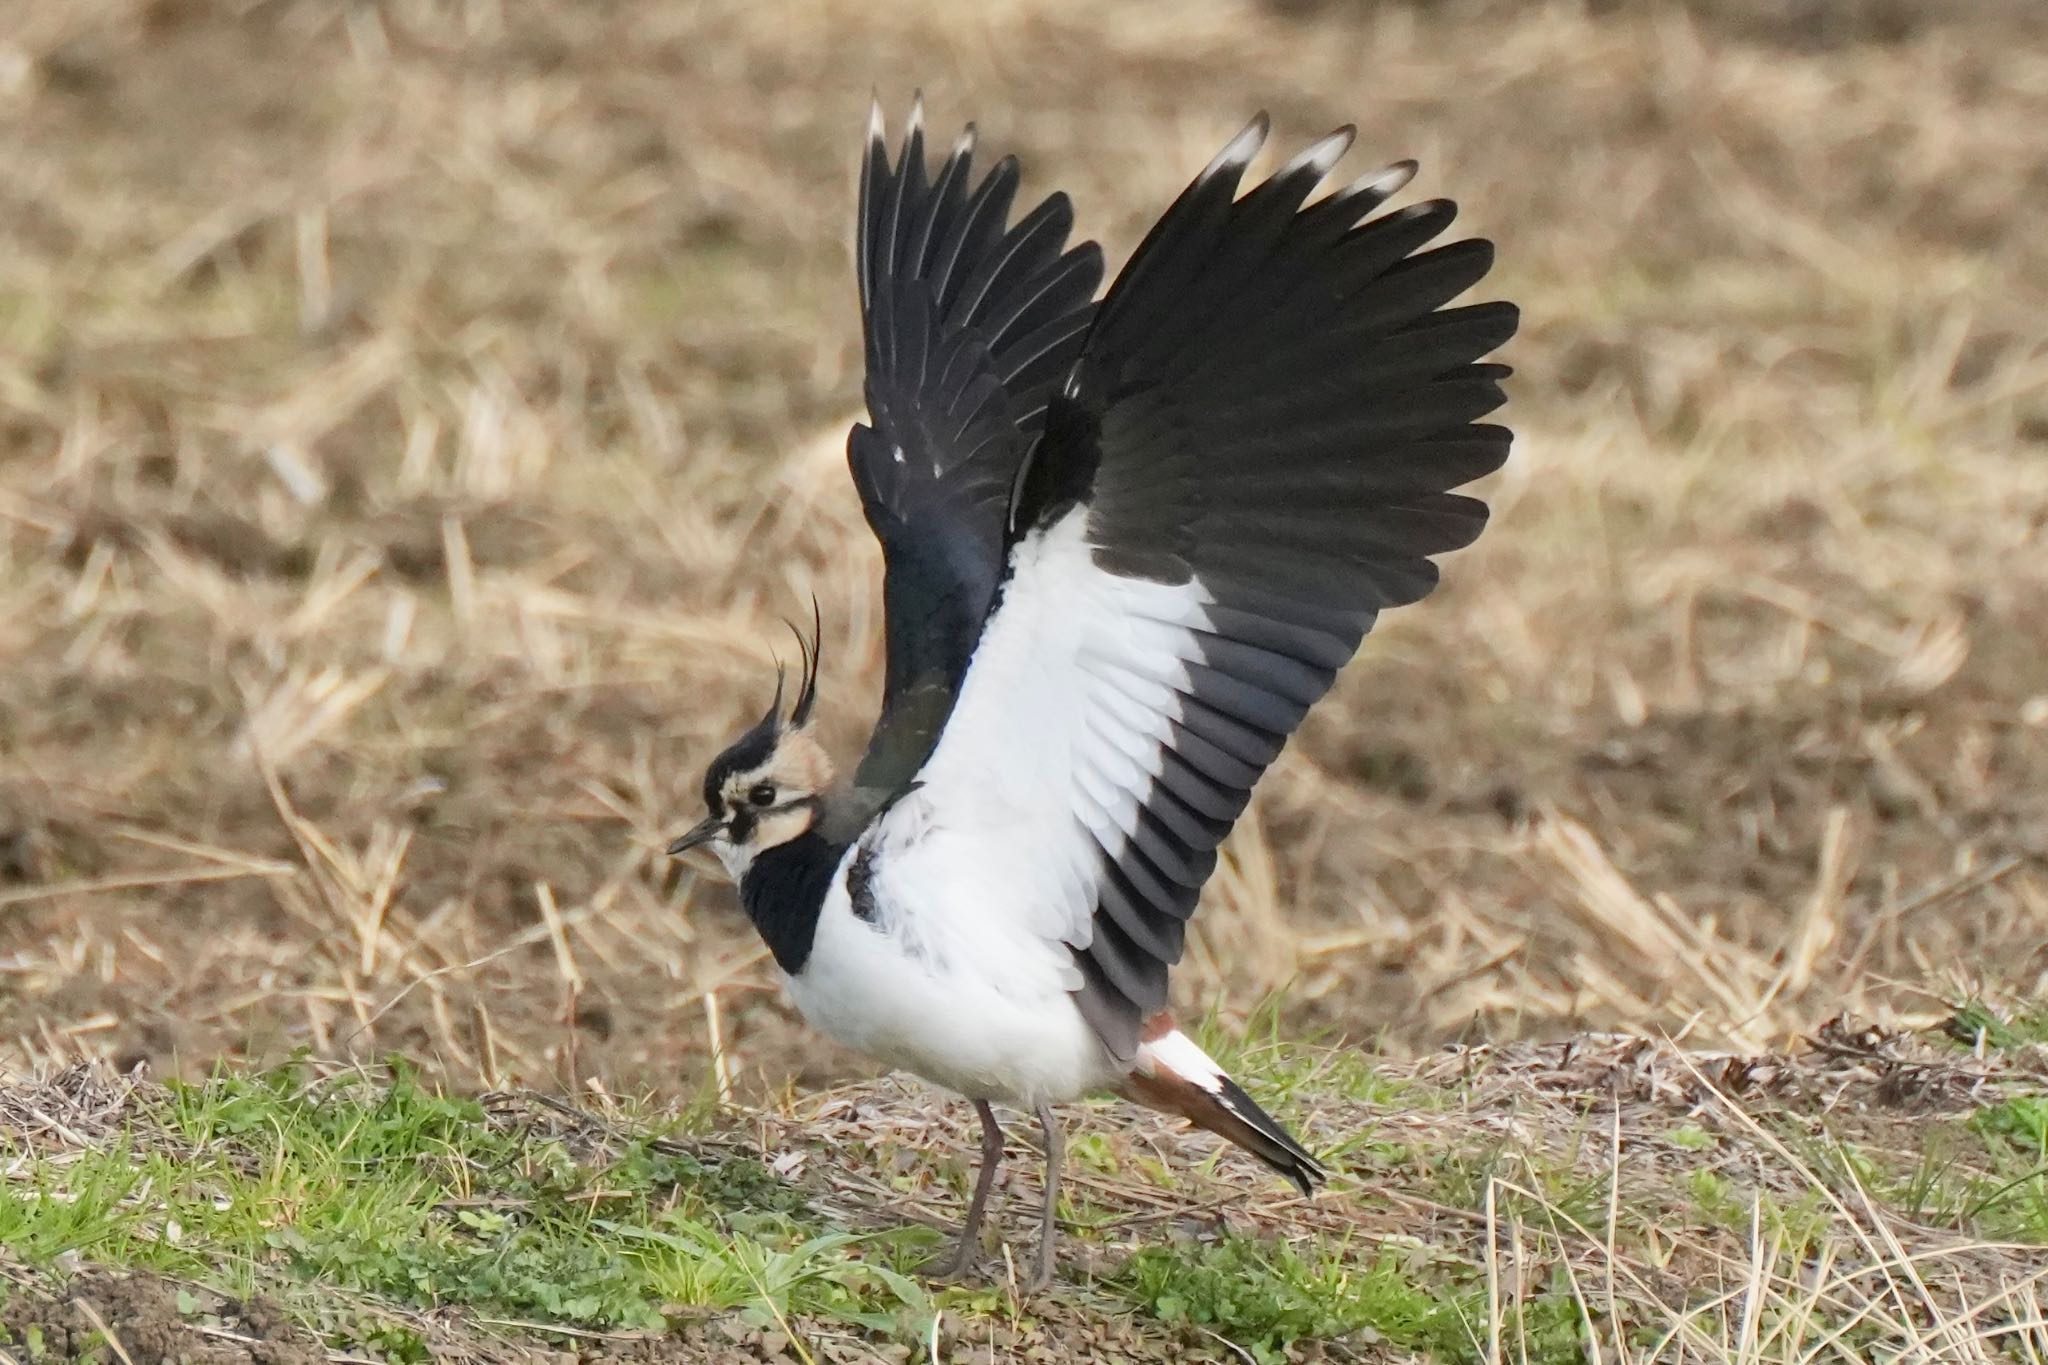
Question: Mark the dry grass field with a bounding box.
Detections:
[2,0,2047,1360]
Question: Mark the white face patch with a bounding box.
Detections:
[701,803,812,883]
[712,835,752,882]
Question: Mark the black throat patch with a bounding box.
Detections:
[739,831,847,974]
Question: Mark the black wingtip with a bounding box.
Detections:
[1381,158,1420,190]
[1275,125,1355,186]
[1201,112,1271,185]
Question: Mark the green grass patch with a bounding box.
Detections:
[1116,1236,1582,1364]
[1944,1000,2048,1052]
[1667,1123,1714,1151]
[0,1062,930,1344]
[7,1028,2046,1362]
[1964,1096,2048,1240]
[1973,1095,2048,1152]
[1188,998,1420,1108]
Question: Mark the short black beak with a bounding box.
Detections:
[665,815,724,856]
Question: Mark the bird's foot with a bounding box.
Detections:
[926,1239,982,1282]
[1026,1237,1056,1293]
[926,1241,1058,1292]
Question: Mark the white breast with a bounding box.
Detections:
[782,825,1118,1106]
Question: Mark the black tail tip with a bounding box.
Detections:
[1279,1147,1329,1198]
[1216,1075,1329,1197]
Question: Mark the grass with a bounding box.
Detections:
[1119,1239,1532,1364]
[0,1062,930,1353]
[5,1019,2047,1361]
[1948,1001,2048,1054]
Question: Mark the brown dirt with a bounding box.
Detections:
[0,0,2044,1102]
[0,1272,321,1365]
[584,1313,1197,1365]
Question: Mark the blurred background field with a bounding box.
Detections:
[1,0,2045,1102]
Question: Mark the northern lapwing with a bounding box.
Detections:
[668,100,1517,1286]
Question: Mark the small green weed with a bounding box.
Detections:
[1118,1235,1583,1364]
[1973,1096,2048,1153]
[1668,1124,1714,1151]
[1964,1096,2048,1240]
[1945,1001,2048,1052]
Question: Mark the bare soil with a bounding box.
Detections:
[0,1272,322,1365]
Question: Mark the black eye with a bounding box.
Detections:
[748,783,776,807]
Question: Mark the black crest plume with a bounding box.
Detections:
[787,596,822,729]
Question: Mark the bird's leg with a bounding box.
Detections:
[1031,1102,1063,1291]
[932,1099,1005,1279]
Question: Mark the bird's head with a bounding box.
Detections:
[666,615,833,882]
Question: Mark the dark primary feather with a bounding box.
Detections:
[850,99,1104,795]
[1014,119,1518,1057]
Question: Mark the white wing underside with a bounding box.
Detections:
[870,508,1213,1001]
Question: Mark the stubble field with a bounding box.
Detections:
[2,0,2046,1360]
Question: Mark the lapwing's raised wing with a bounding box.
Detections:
[669,107,1516,1291]
[848,99,1103,798]
[879,114,1516,1056]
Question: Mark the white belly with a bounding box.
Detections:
[785,888,1117,1106]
